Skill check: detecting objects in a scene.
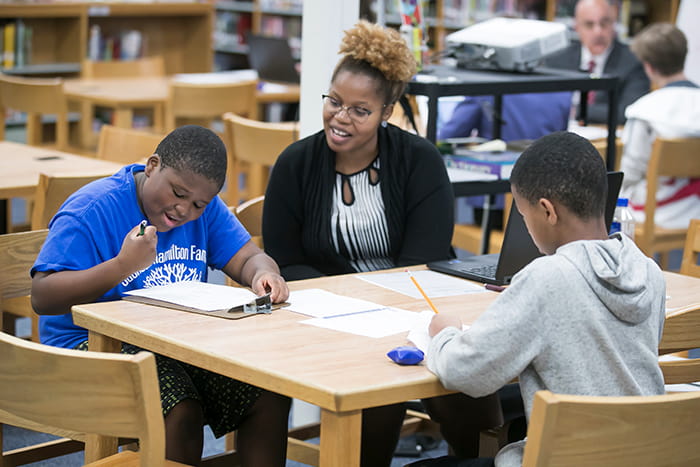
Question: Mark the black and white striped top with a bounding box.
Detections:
[330,158,394,272]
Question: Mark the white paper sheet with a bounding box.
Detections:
[300,307,423,338]
[357,270,485,299]
[123,281,257,312]
[283,288,389,318]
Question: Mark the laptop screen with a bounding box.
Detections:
[246,34,300,84]
[427,171,624,285]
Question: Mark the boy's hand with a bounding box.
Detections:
[429,313,462,337]
[117,222,158,273]
[251,271,289,303]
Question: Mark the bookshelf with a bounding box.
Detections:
[372,0,679,61]
[0,2,213,77]
[214,0,302,70]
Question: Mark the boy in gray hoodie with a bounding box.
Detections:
[423,131,666,467]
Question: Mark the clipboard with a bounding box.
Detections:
[122,281,288,320]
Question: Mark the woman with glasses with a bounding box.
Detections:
[264,20,453,282]
[263,20,501,466]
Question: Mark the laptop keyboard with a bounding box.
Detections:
[459,264,497,277]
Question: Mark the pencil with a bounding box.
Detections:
[138,220,147,236]
[406,270,439,314]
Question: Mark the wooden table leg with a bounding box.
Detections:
[79,101,94,150]
[319,408,361,467]
[84,330,121,463]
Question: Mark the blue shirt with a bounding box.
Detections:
[438,92,572,142]
[439,92,572,210]
[32,164,250,349]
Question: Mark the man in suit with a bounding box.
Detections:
[546,0,649,124]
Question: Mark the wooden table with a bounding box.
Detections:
[0,141,123,233]
[63,75,300,149]
[71,268,700,466]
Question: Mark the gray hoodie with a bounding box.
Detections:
[427,234,666,466]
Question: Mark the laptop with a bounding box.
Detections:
[246,34,300,84]
[428,171,624,285]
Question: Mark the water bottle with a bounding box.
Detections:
[610,198,635,240]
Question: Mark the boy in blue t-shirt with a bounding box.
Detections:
[31,125,291,466]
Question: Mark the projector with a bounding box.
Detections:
[446,17,569,72]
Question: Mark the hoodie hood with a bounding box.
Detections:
[624,86,700,138]
[556,234,658,324]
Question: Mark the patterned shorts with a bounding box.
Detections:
[75,341,262,438]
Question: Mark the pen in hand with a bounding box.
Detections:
[137,220,147,237]
[406,270,439,314]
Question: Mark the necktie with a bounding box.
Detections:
[587,60,597,105]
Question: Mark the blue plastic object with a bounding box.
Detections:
[387,346,424,365]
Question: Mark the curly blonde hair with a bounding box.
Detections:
[332,20,417,105]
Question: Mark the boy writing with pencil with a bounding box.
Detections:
[31,125,291,466]
[414,131,666,467]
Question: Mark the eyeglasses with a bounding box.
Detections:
[321,94,381,123]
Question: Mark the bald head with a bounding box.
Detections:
[575,0,617,56]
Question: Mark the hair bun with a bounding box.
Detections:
[339,20,417,83]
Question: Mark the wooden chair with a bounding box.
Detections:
[222,112,297,206]
[80,57,167,151]
[680,218,700,278]
[0,74,70,233]
[452,194,512,255]
[591,137,623,172]
[82,56,166,79]
[31,172,105,231]
[1,173,102,345]
[165,79,258,132]
[97,124,163,164]
[0,331,188,467]
[658,305,700,385]
[634,137,700,270]
[234,195,264,248]
[0,229,48,345]
[388,94,425,136]
[0,73,70,151]
[521,389,700,466]
[0,229,87,464]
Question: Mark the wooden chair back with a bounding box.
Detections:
[388,94,425,136]
[521,390,700,466]
[234,196,264,248]
[680,218,700,278]
[0,229,47,344]
[658,305,700,385]
[222,112,297,205]
[0,332,179,467]
[452,193,513,255]
[592,137,623,172]
[31,173,105,230]
[0,229,48,307]
[0,229,87,464]
[635,137,700,269]
[82,56,166,79]
[97,124,163,164]
[166,79,258,132]
[0,73,69,151]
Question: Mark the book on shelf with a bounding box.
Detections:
[3,22,15,69]
[0,19,34,70]
[123,281,279,320]
[89,27,145,62]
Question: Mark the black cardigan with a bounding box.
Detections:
[262,124,455,281]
